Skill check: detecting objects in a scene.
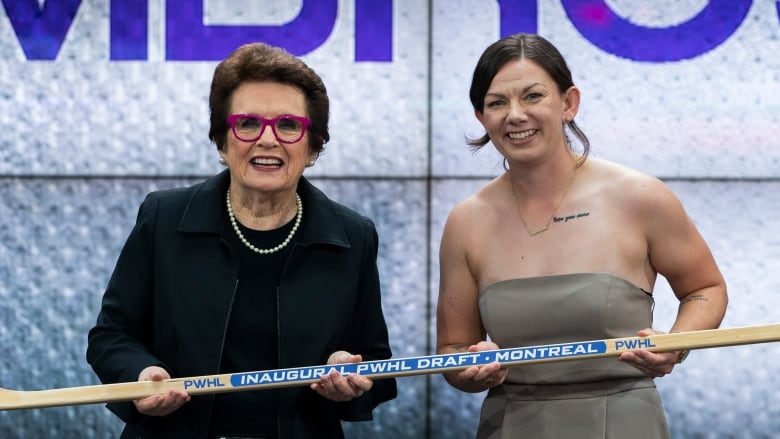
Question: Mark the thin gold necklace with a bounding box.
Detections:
[513,168,577,236]
[226,190,302,254]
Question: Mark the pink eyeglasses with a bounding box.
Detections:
[227,114,311,144]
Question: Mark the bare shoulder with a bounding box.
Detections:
[587,157,661,187]
[440,177,506,259]
[445,177,504,226]
[586,158,679,213]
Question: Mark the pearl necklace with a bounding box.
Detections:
[226,190,302,254]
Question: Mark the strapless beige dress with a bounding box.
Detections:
[476,273,670,439]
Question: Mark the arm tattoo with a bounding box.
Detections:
[681,294,709,303]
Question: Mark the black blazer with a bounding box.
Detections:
[87,170,397,438]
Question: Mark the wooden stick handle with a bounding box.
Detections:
[2,323,779,410]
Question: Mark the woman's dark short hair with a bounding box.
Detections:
[208,42,330,153]
[468,33,589,159]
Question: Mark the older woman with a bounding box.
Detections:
[87,42,397,439]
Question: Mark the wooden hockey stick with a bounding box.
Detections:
[2,323,779,411]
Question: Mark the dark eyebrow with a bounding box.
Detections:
[522,82,548,93]
[485,82,548,99]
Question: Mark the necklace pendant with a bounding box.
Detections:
[527,225,549,236]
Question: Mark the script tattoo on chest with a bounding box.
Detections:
[553,211,590,224]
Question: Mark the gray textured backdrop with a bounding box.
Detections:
[1,1,779,438]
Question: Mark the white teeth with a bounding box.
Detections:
[252,158,282,165]
[508,130,536,140]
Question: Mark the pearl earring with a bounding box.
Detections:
[219,156,227,165]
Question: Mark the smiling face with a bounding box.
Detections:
[221,81,317,199]
[475,58,579,164]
